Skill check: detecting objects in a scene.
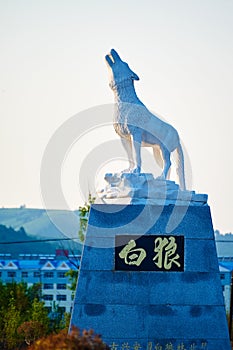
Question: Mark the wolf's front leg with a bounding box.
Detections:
[160,147,171,179]
[120,137,134,172]
[131,133,142,173]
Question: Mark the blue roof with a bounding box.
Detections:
[219,261,233,271]
[18,260,41,269]
[0,259,79,270]
[219,264,231,272]
[0,260,19,268]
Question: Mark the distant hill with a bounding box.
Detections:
[0,208,232,259]
[0,224,61,257]
[0,208,82,256]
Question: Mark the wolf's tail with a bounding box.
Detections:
[176,143,186,190]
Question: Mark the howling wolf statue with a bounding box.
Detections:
[105,49,186,190]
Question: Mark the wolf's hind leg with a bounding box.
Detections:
[152,145,163,169]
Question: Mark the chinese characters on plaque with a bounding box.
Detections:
[115,235,184,272]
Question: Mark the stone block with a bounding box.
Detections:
[70,204,231,349]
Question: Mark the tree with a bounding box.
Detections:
[30,298,49,332]
[78,193,95,243]
[8,281,30,316]
[0,282,51,349]
[18,321,47,346]
[3,292,22,350]
[28,326,109,350]
[27,283,42,302]
[66,269,79,292]
[64,194,95,299]
[47,301,67,333]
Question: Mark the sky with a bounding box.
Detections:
[1,0,233,233]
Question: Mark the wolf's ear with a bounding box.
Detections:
[110,49,121,61]
[131,70,139,81]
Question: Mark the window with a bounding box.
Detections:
[57,283,66,290]
[57,295,67,301]
[22,271,28,278]
[44,272,54,278]
[220,274,225,280]
[8,271,16,278]
[43,295,53,301]
[57,272,66,278]
[43,283,53,290]
[34,272,40,278]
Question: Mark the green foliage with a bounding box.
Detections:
[29,326,109,350]
[65,269,79,292]
[0,282,56,349]
[78,193,95,243]
[47,301,69,333]
[3,292,22,349]
[31,299,49,332]
[27,283,42,302]
[63,312,72,331]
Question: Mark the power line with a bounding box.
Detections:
[0,237,80,245]
[0,239,233,245]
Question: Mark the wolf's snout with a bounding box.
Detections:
[105,53,114,67]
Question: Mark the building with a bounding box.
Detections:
[219,262,232,315]
[0,251,80,314]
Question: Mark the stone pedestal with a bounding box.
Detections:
[70,198,231,349]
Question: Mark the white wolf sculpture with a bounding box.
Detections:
[105,49,186,190]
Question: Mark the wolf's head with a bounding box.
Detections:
[105,49,139,89]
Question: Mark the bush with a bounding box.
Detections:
[29,326,109,350]
[18,321,47,346]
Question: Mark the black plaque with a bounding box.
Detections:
[115,235,184,271]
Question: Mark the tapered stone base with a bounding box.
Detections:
[70,204,231,350]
